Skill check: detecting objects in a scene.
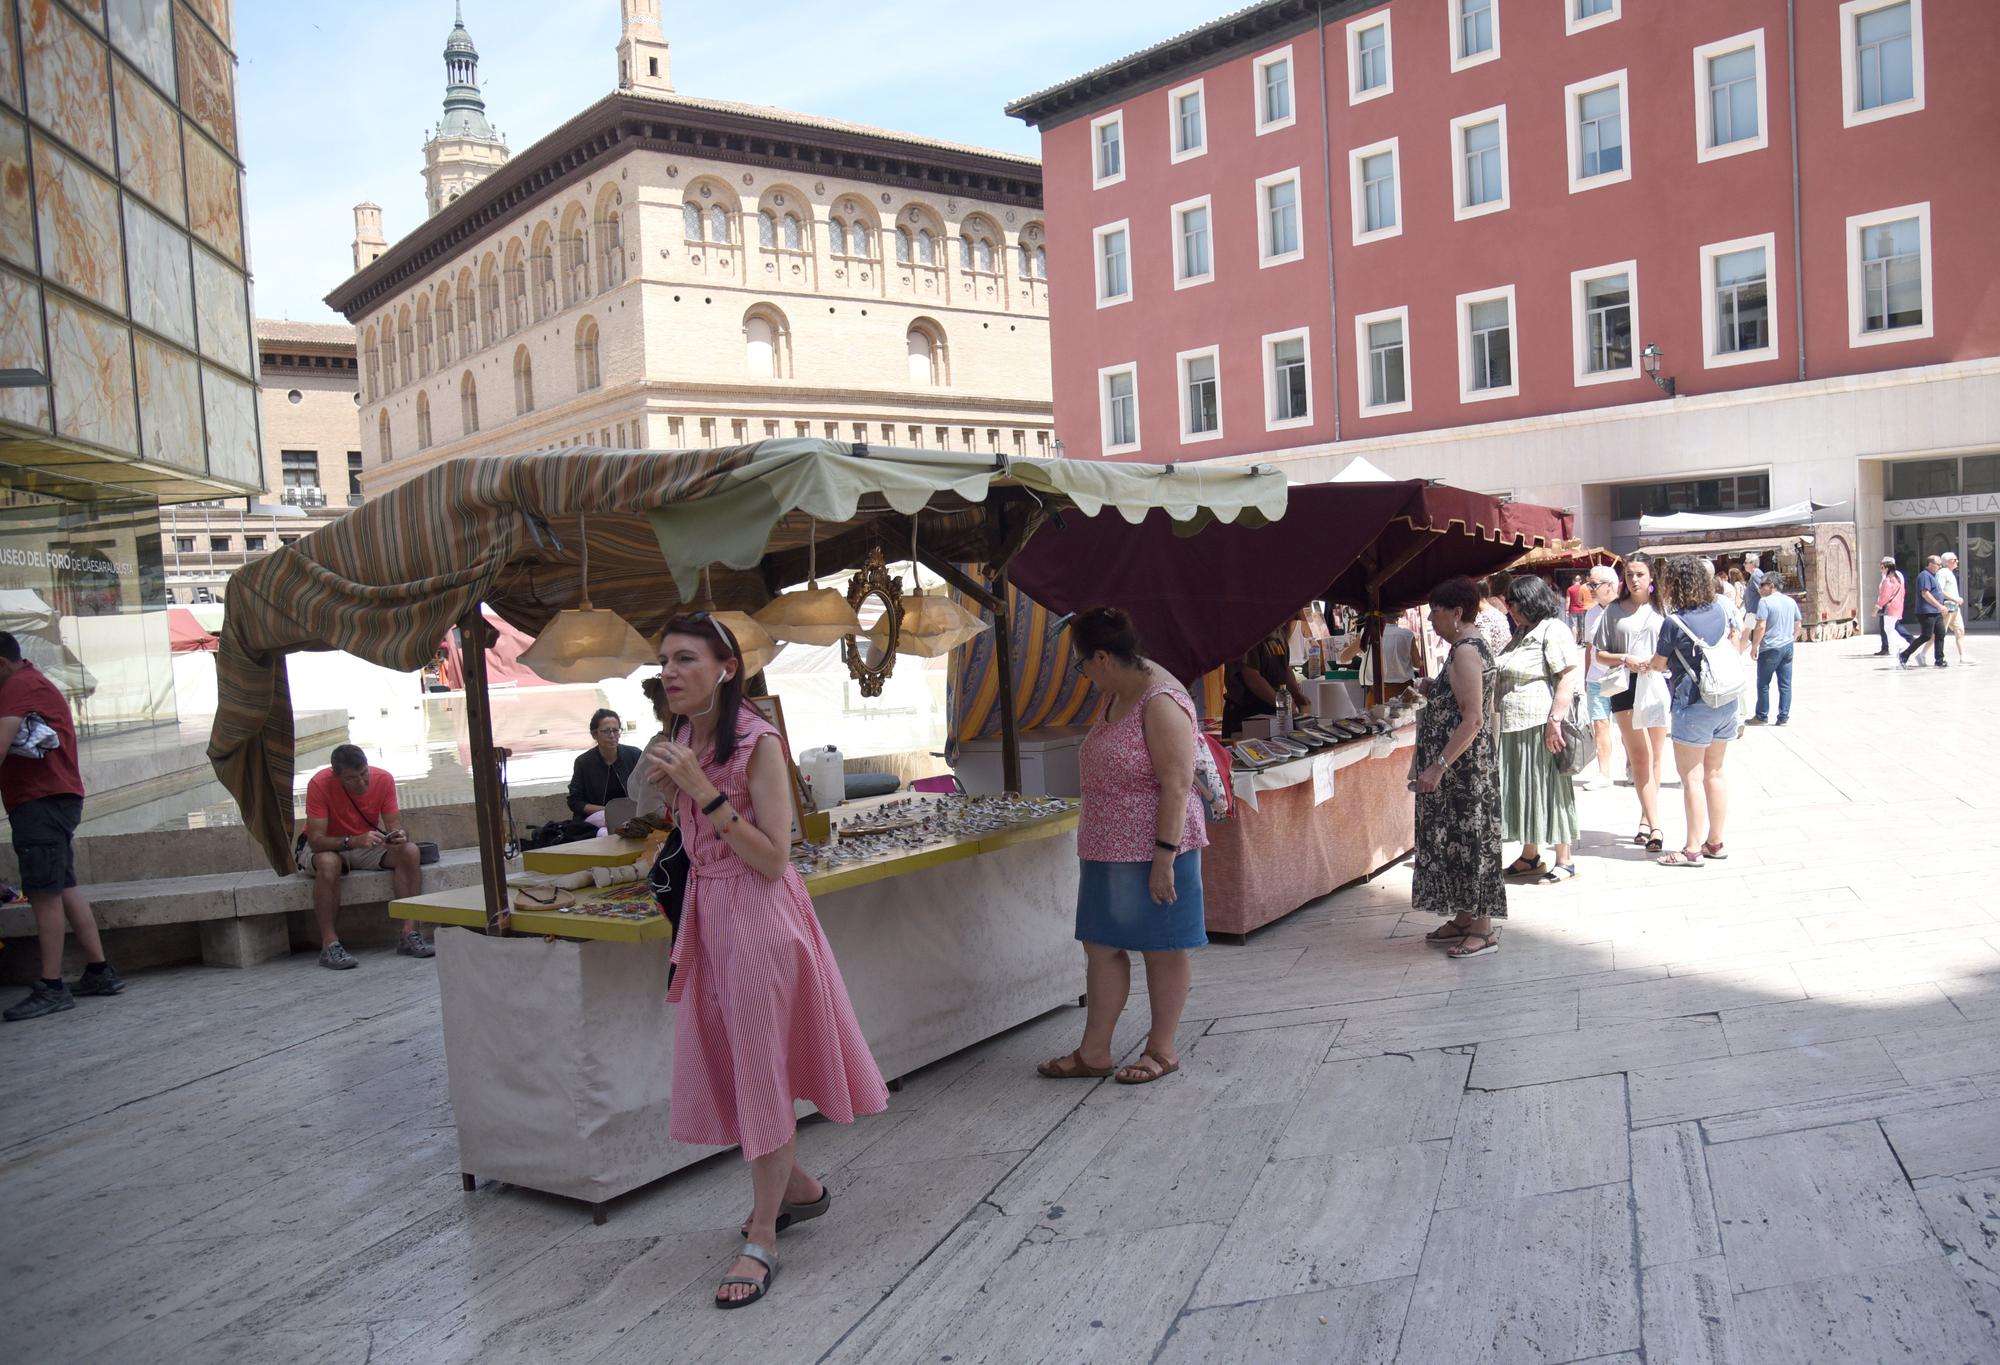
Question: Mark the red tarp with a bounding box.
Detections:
[1006,480,1570,682]
[438,610,557,688]
[167,607,218,653]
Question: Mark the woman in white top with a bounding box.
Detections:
[1335,620,1417,687]
[1591,557,1670,853]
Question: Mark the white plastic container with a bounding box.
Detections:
[798,744,846,809]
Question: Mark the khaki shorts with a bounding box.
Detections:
[296,840,396,875]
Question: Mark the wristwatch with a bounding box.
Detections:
[341,835,351,851]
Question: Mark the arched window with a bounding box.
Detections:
[595,189,624,288]
[560,206,590,306]
[457,268,478,353]
[1034,248,1047,278]
[377,409,393,461]
[415,297,433,374]
[530,226,556,320]
[782,214,803,251]
[460,370,479,435]
[574,316,601,391]
[1018,244,1033,277]
[976,239,994,273]
[917,229,936,265]
[380,326,397,391]
[416,391,432,450]
[513,345,534,415]
[436,286,455,365]
[479,256,501,347]
[828,218,848,257]
[906,320,947,386]
[710,206,731,243]
[397,307,415,379]
[895,227,913,263]
[958,236,973,270]
[852,222,872,259]
[743,306,791,378]
[503,238,528,332]
[362,325,380,400]
[758,211,777,248]
[684,202,704,241]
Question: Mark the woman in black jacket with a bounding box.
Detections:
[568,708,641,832]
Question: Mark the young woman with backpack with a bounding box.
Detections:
[1653,555,1747,867]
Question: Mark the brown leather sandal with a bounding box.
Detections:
[1114,1051,1180,1085]
[1038,1050,1113,1079]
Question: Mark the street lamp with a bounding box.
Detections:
[1051,436,1067,460]
[1641,344,1676,398]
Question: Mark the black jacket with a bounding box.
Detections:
[567,745,641,820]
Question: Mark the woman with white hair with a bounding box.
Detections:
[1579,565,1623,791]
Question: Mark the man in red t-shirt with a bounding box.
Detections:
[0,632,123,1021]
[298,744,428,969]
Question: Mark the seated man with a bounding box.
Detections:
[297,744,428,969]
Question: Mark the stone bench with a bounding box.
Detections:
[0,847,491,969]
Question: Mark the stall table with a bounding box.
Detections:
[1204,728,1416,941]
[393,807,1081,1221]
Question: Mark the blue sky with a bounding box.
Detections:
[238,0,1227,323]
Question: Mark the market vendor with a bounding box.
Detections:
[1333,614,1418,688]
[567,709,641,835]
[1222,628,1312,736]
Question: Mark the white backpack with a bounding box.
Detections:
[1665,612,1748,706]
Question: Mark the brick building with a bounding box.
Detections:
[1008,0,2000,625]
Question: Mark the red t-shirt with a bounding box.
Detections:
[305,766,399,837]
[1566,582,1589,613]
[0,662,85,810]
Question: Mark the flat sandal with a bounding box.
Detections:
[714,1242,778,1310]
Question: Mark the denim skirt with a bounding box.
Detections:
[1075,851,1208,952]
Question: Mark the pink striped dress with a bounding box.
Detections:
[666,711,888,1159]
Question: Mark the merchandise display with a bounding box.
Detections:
[1229,703,1418,772]
[792,793,1076,876]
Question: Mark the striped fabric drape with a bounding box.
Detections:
[946,581,1096,754]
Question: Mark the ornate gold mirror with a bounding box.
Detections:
[841,546,903,697]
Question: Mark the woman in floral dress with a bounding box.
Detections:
[1411,577,1507,958]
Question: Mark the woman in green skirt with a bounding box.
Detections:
[1494,576,1585,883]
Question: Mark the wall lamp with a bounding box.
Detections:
[1640,344,1676,398]
[1051,436,1067,459]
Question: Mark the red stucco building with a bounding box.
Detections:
[1009,0,2000,622]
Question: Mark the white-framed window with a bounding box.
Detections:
[1570,261,1640,386]
[1693,30,1769,162]
[1565,70,1632,192]
[1176,345,1223,442]
[1171,195,1214,289]
[1256,169,1304,267]
[1347,13,1394,104]
[1457,285,1519,402]
[1451,0,1499,71]
[1699,232,1779,368]
[1169,79,1207,162]
[1093,221,1132,308]
[1567,0,1619,36]
[1353,305,1412,417]
[1840,0,1923,128]
[1254,47,1296,133]
[1091,111,1126,188]
[1348,138,1402,245]
[1100,363,1141,454]
[1450,106,1510,219]
[1846,202,1933,347]
[1262,327,1313,431]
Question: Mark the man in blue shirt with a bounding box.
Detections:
[1748,572,1803,725]
[1897,555,1950,669]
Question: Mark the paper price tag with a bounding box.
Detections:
[1312,753,1336,806]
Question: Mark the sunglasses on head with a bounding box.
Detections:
[670,611,741,658]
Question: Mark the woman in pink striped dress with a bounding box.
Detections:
[640,613,888,1309]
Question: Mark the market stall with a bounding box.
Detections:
[207,439,1286,1216]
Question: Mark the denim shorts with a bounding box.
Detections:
[1585,680,1613,722]
[1671,698,1741,747]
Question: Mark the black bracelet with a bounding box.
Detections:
[701,792,729,815]
[1155,838,1178,853]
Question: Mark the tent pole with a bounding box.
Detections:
[458,609,510,932]
[991,571,1023,794]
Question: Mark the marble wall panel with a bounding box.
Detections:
[0,114,32,268]
[106,0,172,94]
[67,0,103,32]
[191,242,247,373]
[0,0,22,111]
[124,195,191,346]
[182,121,239,265]
[133,331,199,469]
[170,1,231,155]
[33,135,124,311]
[0,268,53,429]
[22,0,113,171]
[47,293,136,452]
[200,362,258,486]
[113,60,181,221]
[180,0,227,47]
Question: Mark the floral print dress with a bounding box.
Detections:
[1412,636,1507,921]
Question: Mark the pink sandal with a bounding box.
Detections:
[1657,849,1703,868]
[1701,841,1729,860]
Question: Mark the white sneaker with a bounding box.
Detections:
[1584,775,1613,791]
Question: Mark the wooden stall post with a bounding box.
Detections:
[457,609,511,931]
[913,547,1021,793]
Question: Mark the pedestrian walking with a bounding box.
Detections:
[1654,556,1742,866]
[1747,571,1802,726]
[1938,552,1975,665]
[1580,566,1622,790]
[1412,579,1507,959]
[1875,556,1906,656]
[0,632,123,1021]
[1495,577,1584,884]
[1040,607,1208,1086]
[639,613,888,1309]
[1898,555,1949,669]
[1591,557,1671,853]
[1564,574,1591,642]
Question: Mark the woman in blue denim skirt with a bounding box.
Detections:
[1653,555,1743,866]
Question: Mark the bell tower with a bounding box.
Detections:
[422,2,509,217]
[351,202,387,272]
[616,0,673,94]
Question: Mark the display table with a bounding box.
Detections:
[1204,728,1415,940]
[393,808,1081,1219]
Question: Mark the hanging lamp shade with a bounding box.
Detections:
[518,514,656,683]
[873,512,990,658]
[689,568,782,678]
[753,517,862,645]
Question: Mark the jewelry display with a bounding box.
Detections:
[787,793,1076,878]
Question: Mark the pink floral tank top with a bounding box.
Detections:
[1076,683,1209,863]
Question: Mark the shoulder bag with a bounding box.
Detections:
[1540,624,1593,777]
[1664,612,1748,707]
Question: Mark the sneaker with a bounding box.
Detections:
[397,932,435,959]
[1747,717,1768,726]
[4,981,75,1021]
[1775,717,1789,727]
[71,964,125,996]
[319,942,359,970]
[1584,775,1612,791]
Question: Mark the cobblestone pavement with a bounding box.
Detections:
[2,643,1995,1363]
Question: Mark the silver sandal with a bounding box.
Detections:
[714,1241,779,1309]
